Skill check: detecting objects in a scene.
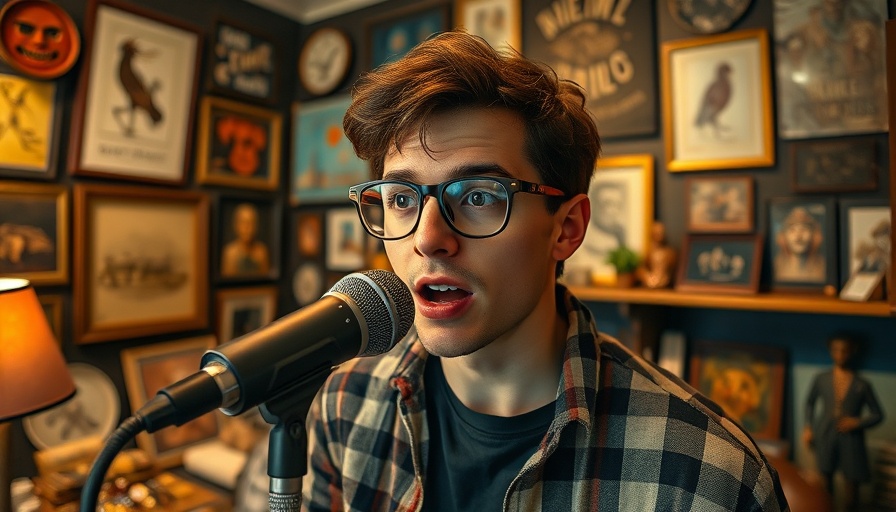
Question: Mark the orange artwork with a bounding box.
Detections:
[0,0,79,79]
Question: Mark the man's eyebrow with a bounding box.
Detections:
[384,164,511,183]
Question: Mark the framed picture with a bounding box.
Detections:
[685,176,754,233]
[291,97,370,205]
[73,184,209,345]
[121,335,220,468]
[195,96,282,190]
[0,181,68,285]
[838,198,890,287]
[365,0,450,68]
[565,154,654,285]
[0,0,81,80]
[661,28,775,172]
[689,340,786,440]
[455,0,521,51]
[207,19,277,104]
[839,271,885,302]
[216,285,277,344]
[0,65,63,180]
[790,137,879,193]
[38,294,64,341]
[675,234,763,294]
[295,210,324,258]
[768,196,837,292]
[215,194,281,282]
[325,207,366,272]
[68,0,202,185]
[773,0,888,139]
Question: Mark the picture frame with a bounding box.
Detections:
[675,234,763,294]
[121,335,220,468]
[325,207,367,272]
[0,181,68,285]
[38,294,64,341]
[295,210,324,258]
[73,184,209,345]
[565,154,654,286]
[790,137,879,193]
[454,0,521,52]
[689,340,786,440]
[0,64,63,180]
[206,18,277,104]
[685,175,754,233]
[290,97,370,205]
[365,0,450,68]
[215,285,277,344]
[195,96,282,190]
[838,198,890,288]
[839,271,885,302]
[661,28,775,172]
[768,196,837,292]
[215,194,281,282]
[0,0,81,80]
[68,0,202,185]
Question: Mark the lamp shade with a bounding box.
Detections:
[0,278,75,421]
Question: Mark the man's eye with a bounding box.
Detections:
[461,189,499,207]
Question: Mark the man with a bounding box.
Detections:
[303,30,788,511]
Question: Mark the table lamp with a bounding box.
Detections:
[0,278,76,512]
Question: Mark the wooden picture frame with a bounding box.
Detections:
[689,340,786,440]
[73,184,209,344]
[685,175,754,233]
[365,0,450,68]
[38,293,64,341]
[0,181,68,285]
[121,335,220,468]
[768,196,837,293]
[68,0,202,185]
[661,28,775,172]
[790,137,879,193]
[0,64,63,180]
[325,207,367,272]
[206,18,277,104]
[675,234,763,294]
[838,198,890,288]
[215,285,277,344]
[455,0,521,52]
[195,96,282,190]
[565,154,654,286]
[215,193,281,282]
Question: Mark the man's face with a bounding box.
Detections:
[234,206,258,242]
[382,107,562,358]
[784,222,813,255]
[592,186,623,232]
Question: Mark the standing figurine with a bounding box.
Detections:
[803,334,884,511]
[635,221,678,288]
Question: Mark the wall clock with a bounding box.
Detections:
[298,27,352,97]
[668,0,753,35]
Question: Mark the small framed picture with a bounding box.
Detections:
[325,207,366,272]
[215,285,277,344]
[365,0,450,68]
[839,271,885,302]
[295,210,324,258]
[675,234,763,294]
[685,175,754,233]
[791,137,878,193]
[838,198,890,288]
[0,181,68,285]
[768,196,837,292]
[206,18,277,104]
[215,194,281,282]
[454,0,521,52]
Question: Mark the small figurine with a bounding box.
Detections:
[635,222,677,289]
[803,333,884,511]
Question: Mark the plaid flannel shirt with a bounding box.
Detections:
[302,286,789,511]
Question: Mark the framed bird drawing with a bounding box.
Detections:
[660,28,775,172]
[68,0,202,185]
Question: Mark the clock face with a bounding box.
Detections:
[299,27,352,96]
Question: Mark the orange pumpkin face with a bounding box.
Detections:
[0,0,79,79]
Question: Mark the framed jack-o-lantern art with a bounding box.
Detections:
[0,0,80,79]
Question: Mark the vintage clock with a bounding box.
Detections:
[298,27,352,97]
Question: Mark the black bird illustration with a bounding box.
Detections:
[113,39,163,136]
[694,62,732,138]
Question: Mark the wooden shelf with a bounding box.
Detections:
[567,285,894,318]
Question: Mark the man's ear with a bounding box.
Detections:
[553,193,590,261]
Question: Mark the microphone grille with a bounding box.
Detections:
[328,270,415,356]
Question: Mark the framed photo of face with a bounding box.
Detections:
[838,198,890,288]
[768,196,837,292]
[0,181,68,285]
[215,194,281,282]
[454,0,521,52]
[675,234,763,294]
[215,285,277,344]
[685,175,754,233]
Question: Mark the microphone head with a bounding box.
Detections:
[327,270,414,356]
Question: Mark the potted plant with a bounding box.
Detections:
[605,245,640,288]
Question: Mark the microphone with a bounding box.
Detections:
[135,269,414,432]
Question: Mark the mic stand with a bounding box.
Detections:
[258,367,331,512]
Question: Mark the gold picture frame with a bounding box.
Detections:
[0,181,68,285]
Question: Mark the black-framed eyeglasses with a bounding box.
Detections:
[348,176,566,240]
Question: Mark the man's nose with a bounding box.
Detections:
[413,196,459,256]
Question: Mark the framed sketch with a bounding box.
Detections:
[325,207,366,272]
[195,96,282,190]
[790,137,879,193]
[768,196,837,292]
[38,294,63,341]
[215,194,281,282]
[216,286,277,344]
[366,0,450,68]
[773,0,888,139]
[838,198,890,288]
[73,184,209,345]
[668,0,754,34]
[207,19,277,104]
[661,28,775,172]
[455,0,521,51]
[291,97,370,205]
[121,335,220,468]
[68,0,202,185]
[0,181,68,285]
[685,176,754,233]
[689,340,786,440]
[565,154,654,286]
[675,234,763,294]
[0,65,63,180]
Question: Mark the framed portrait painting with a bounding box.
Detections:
[838,198,890,288]
[685,176,754,233]
[675,234,763,294]
[68,0,202,185]
[0,182,68,285]
[365,1,450,68]
[215,194,281,282]
[73,184,209,344]
[455,0,521,52]
[216,285,277,344]
[790,137,878,193]
[0,65,63,180]
[768,196,837,292]
[661,28,775,171]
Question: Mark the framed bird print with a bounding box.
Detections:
[661,28,775,172]
[68,0,202,185]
